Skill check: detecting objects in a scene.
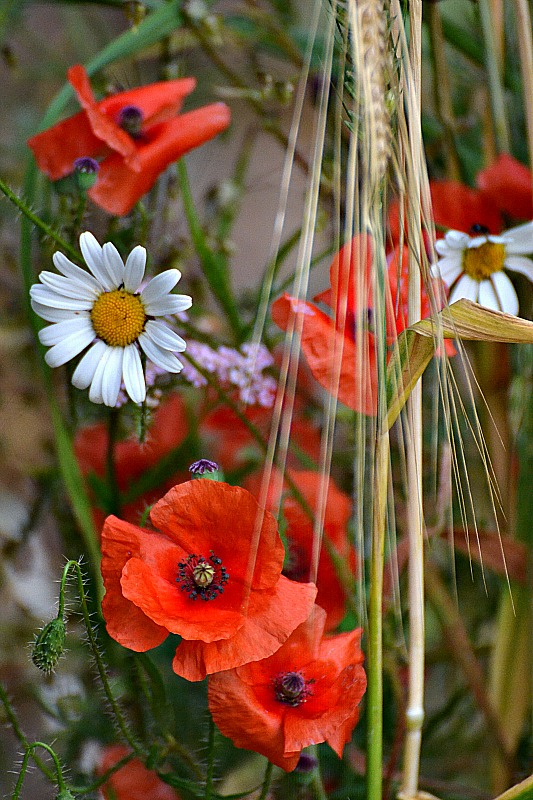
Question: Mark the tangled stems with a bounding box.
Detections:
[11,742,69,800]
[58,560,142,755]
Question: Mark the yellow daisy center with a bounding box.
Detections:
[462,241,506,281]
[90,289,146,347]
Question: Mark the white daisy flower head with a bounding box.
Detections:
[432,221,533,316]
[30,232,192,407]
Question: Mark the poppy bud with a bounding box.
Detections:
[56,790,76,800]
[32,617,66,674]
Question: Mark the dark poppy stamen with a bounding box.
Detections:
[176,551,229,601]
[470,223,491,235]
[273,671,314,707]
[118,105,144,139]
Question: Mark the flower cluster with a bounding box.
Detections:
[182,341,277,407]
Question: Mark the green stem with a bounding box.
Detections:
[0,685,55,781]
[177,160,243,339]
[478,0,511,153]
[106,408,121,517]
[258,761,274,800]
[58,560,143,754]
[205,716,216,800]
[12,742,67,800]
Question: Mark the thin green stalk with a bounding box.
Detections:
[59,560,143,754]
[478,0,511,153]
[106,409,121,517]
[177,160,243,339]
[258,761,274,800]
[204,716,216,800]
[0,685,55,782]
[12,742,67,800]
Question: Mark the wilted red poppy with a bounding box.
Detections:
[208,606,366,771]
[477,153,533,222]
[280,471,354,630]
[75,393,189,526]
[97,744,179,800]
[28,65,230,215]
[388,181,503,246]
[272,237,449,415]
[101,479,317,681]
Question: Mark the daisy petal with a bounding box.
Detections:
[102,242,125,287]
[44,325,95,368]
[140,269,181,304]
[491,271,519,316]
[88,346,114,404]
[39,271,99,301]
[123,246,146,292]
[30,285,94,311]
[139,333,184,373]
[432,257,463,287]
[501,221,533,254]
[31,300,83,323]
[477,279,501,311]
[449,274,480,304]
[143,294,192,316]
[101,347,124,407]
[144,320,187,352]
[443,230,471,249]
[53,252,102,292]
[123,345,146,404]
[504,255,533,282]
[39,317,94,347]
[80,232,115,291]
[72,340,108,390]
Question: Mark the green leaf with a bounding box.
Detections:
[492,773,533,800]
[385,300,533,430]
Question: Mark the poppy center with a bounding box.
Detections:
[176,552,229,601]
[90,289,147,347]
[462,241,506,281]
[118,105,144,139]
[273,671,313,707]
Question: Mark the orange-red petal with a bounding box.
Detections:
[172,576,317,681]
[27,111,104,181]
[88,103,231,215]
[477,153,533,221]
[98,745,180,800]
[272,293,378,416]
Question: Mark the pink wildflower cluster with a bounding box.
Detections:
[181,341,277,407]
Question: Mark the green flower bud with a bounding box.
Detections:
[32,617,66,674]
[55,789,76,800]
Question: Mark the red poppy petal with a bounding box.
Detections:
[88,103,231,216]
[477,154,533,220]
[98,78,197,128]
[98,745,181,800]
[208,671,300,771]
[68,64,137,163]
[150,480,284,591]
[120,556,244,641]
[323,234,373,315]
[27,112,104,181]
[272,294,378,416]
[101,516,168,651]
[172,577,317,681]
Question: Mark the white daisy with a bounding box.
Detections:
[30,232,192,407]
[432,221,533,316]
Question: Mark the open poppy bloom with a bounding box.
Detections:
[208,606,366,771]
[476,153,533,222]
[101,480,317,681]
[97,744,180,800]
[28,65,231,215]
[272,237,450,416]
[280,471,355,631]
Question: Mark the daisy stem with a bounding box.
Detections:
[11,742,67,800]
[204,716,216,800]
[59,559,143,755]
[258,761,273,800]
[106,408,122,517]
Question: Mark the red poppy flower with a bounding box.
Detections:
[28,65,231,215]
[388,181,503,246]
[75,393,189,526]
[477,154,533,222]
[97,744,179,800]
[272,237,450,415]
[101,479,317,681]
[208,606,366,771]
[280,471,354,631]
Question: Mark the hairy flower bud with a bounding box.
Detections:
[32,617,66,674]
[56,790,76,800]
